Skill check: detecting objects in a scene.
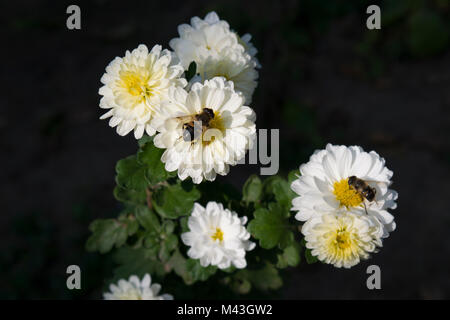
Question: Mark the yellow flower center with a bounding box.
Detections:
[333,178,363,208]
[335,230,352,250]
[211,227,224,242]
[208,112,225,131]
[116,69,153,107]
[326,227,358,260]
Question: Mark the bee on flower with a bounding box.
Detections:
[291,144,398,237]
[153,77,256,184]
[290,144,398,268]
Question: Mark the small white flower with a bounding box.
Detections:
[169,11,259,104]
[154,77,256,184]
[302,212,383,268]
[181,202,255,269]
[291,144,398,237]
[99,44,187,139]
[103,274,173,300]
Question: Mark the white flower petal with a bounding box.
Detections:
[103,274,172,300]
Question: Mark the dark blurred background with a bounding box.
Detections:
[1,0,450,299]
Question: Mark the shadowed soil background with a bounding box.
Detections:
[1,0,449,299]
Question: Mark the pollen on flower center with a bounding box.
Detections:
[335,229,352,249]
[202,111,225,146]
[117,69,153,106]
[333,178,363,208]
[208,112,225,131]
[211,227,224,242]
[327,228,357,257]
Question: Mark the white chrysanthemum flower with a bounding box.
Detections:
[153,77,256,184]
[291,144,398,237]
[197,47,258,104]
[99,44,187,139]
[103,274,173,300]
[181,202,255,269]
[237,33,261,68]
[302,212,383,268]
[169,11,259,104]
[169,11,242,70]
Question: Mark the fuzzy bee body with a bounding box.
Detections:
[179,108,215,142]
[348,176,377,214]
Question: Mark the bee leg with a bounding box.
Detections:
[363,201,369,215]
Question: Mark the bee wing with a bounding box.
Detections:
[174,114,194,122]
[356,177,383,184]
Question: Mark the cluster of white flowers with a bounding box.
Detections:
[290,144,398,268]
[98,11,399,296]
[103,274,173,300]
[99,12,259,184]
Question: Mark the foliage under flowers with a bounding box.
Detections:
[86,137,317,298]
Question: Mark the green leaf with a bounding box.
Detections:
[137,135,153,147]
[113,141,174,206]
[163,220,175,234]
[152,181,201,219]
[134,205,161,232]
[113,185,146,204]
[234,262,282,292]
[159,234,178,262]
[86,216,138,254]
[305,248,318,264]
[249,263,282,291]
[185,259,217,282]
[277,243,301,268]
[167,250,192,284]
[300,238,318,264]
[142,234,160,255]
[137,142,175,184]
[115,155,148,191]
[248,203,294,249]
[168,250,214,285]
[229,273,252,294]
[111,246,165,283]
[121,215,139,236]
[185,61,197,82]
[287,169,300,185]
[180,217,189,233]
[165,233,178,251]
[242,175,263,204]
[263,176,296,210]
